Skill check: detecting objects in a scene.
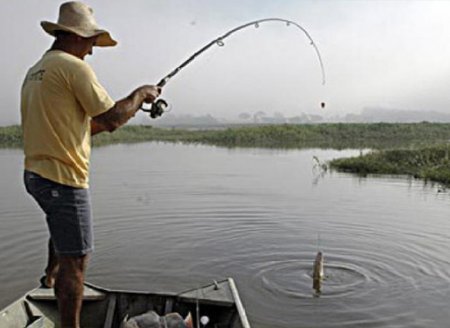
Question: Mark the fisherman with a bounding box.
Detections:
[21,2,160,327]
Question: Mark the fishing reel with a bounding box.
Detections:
[140,98,169,119]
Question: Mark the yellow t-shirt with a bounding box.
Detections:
[21,50,115,188]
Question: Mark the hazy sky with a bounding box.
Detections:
[2,0,450,125]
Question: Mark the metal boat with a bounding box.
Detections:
[0,278,251,328]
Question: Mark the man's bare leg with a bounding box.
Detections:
[54,255,89,328]
[43,239,59,288]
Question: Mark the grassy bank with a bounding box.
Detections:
[2,122,450,149]
[329,145,450,186]
[3,122,450,185]
[0,125,22,148]
[182,122,450,149]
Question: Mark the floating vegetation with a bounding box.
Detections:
[3,123,450,185]
[2,123,450,150]
[329,145,450,186]
[0,125,22,148]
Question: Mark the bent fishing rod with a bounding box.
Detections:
[141,18,326,119]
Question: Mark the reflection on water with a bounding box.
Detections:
[0,143,449,327]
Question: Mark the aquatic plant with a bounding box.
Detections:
[0,125,22,148]
[1,122,450,150]
[329,145,450,186]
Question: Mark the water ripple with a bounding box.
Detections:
[2,145,450,327]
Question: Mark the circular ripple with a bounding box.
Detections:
[250,256,372,299]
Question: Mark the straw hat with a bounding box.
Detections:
[41,1,117,47]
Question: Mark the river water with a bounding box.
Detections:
[1,142,449,327]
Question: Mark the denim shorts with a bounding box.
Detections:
[24,170,93,256]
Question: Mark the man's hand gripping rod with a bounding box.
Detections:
[140,18,326,119]
[139,80,169,119]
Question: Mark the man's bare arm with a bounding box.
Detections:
[92,85,160,134]
[90,119,105,136]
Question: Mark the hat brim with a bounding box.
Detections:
[41,21,117,47]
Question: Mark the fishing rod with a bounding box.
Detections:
[141,18,326,118]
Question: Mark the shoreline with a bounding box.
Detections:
[2,123,450,186]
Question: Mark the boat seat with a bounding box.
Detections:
[27,285,106,301]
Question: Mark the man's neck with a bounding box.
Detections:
[50,40,84,60]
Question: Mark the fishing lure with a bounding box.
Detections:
[141,18,326,118]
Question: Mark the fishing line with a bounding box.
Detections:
[140,18,326,118]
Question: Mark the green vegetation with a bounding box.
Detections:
[185,123,450,149]
[2,122,450,185]
[2,122,450,149]
[0,125,22,148]
[330,145,450,186]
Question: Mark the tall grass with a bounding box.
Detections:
[191,123,450,149]
[3,123,450,185]
[0,125,22,148]
[329,145,450,186]
[2,123,450,149]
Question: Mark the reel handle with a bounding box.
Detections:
[140,98,168,119]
